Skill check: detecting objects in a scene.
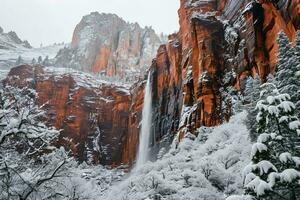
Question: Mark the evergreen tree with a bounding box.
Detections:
[31,58,37,65]
[42,55,50,66]
[295,31,300,58]
[276,32,300,118]
[15,55,24,66]
[244,74,261,141]
[295,31,300,84]
[38,56,43,64]
[243,83,300,200]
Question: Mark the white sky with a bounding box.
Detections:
[0,0,180,47]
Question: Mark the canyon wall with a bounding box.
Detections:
[55,12,165,82]
[4,65,134,166]
[3,0,300,166]
[145,0,300,143]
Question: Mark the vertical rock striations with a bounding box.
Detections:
[4,65,132,166]
[3,0,300,167]
[146,0,300,143]
[55,12,165,82]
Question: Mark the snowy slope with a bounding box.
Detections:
[0,44,65,69]
[48,112,250,200]
[0,28,65,80]
[0,26,66,79]
[0,27,31,50]
[98,112,251,200]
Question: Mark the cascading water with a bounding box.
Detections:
[136,73,152,168]
[105,73,152,199]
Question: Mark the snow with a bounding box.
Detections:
[0,44,65,69]
[99,112,252,199]
[267,172,279,188]
[257,133,270,143]
[44,67,131,90]
[276,93,290,102]
[289,120,300,130]
[292,157,300,167]
[242,2,254,14]
[226,195,253,200]
[266,96,275,104]
[279,152,292,163]
[279,115,289,123]
[256,161,277,175]
[251,143,268,159]
[279,101,295,113]
[179,105,194,128]
[243,171,256,185]
[54,12,162,85]
[267,105,279,116]
[280,169,300,183]
[256,180,271,196]
[296,70,300,79]
[245,177,271,196]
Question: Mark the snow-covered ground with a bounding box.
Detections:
[44,66,132,90]
[0,44,65,69]
[61,112,251,200]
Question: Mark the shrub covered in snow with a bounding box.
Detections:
[0,84,63,199]
[0,84,126,200]
[101,112,251,200]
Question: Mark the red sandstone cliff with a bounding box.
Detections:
[55,12,164,82]
[3,0,300,166]
[145,0,300,143]
[4,65,134,166]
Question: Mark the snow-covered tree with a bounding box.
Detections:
[275,32,300,118]
[0,84,70,200]
[31,58,36,65]
[37,56,43,64]
[0,85,58,152]
[15,56,24,66]
[243,83,300,199]
[295,31,300,58]
[243,74,261,141]
[42,55,50,66]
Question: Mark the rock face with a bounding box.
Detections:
[0,27,32,50]
[4,65,135,166]
[55,12,165,82]
[3,0,299,167]
[144,0,300,144]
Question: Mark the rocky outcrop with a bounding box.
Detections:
[3,0,299,167]
[4,65,135,166]
[144,0,300,143]
[55,12,165,82]
[0,27,32,50]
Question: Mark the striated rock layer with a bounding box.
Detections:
[3,0,300,166]
[144,0,300,144]
[4,65,136,166]
[55,12,165,82]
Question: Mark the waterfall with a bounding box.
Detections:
[136,73,152,168]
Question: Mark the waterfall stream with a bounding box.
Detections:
[135,73,152,168]
[105,73,152,199]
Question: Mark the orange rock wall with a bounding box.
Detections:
[146,0,300,142]
[4,0,300,166]
[5,65,133,166]
[57,12,163,82]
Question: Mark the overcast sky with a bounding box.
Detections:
[0,0,180,47]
